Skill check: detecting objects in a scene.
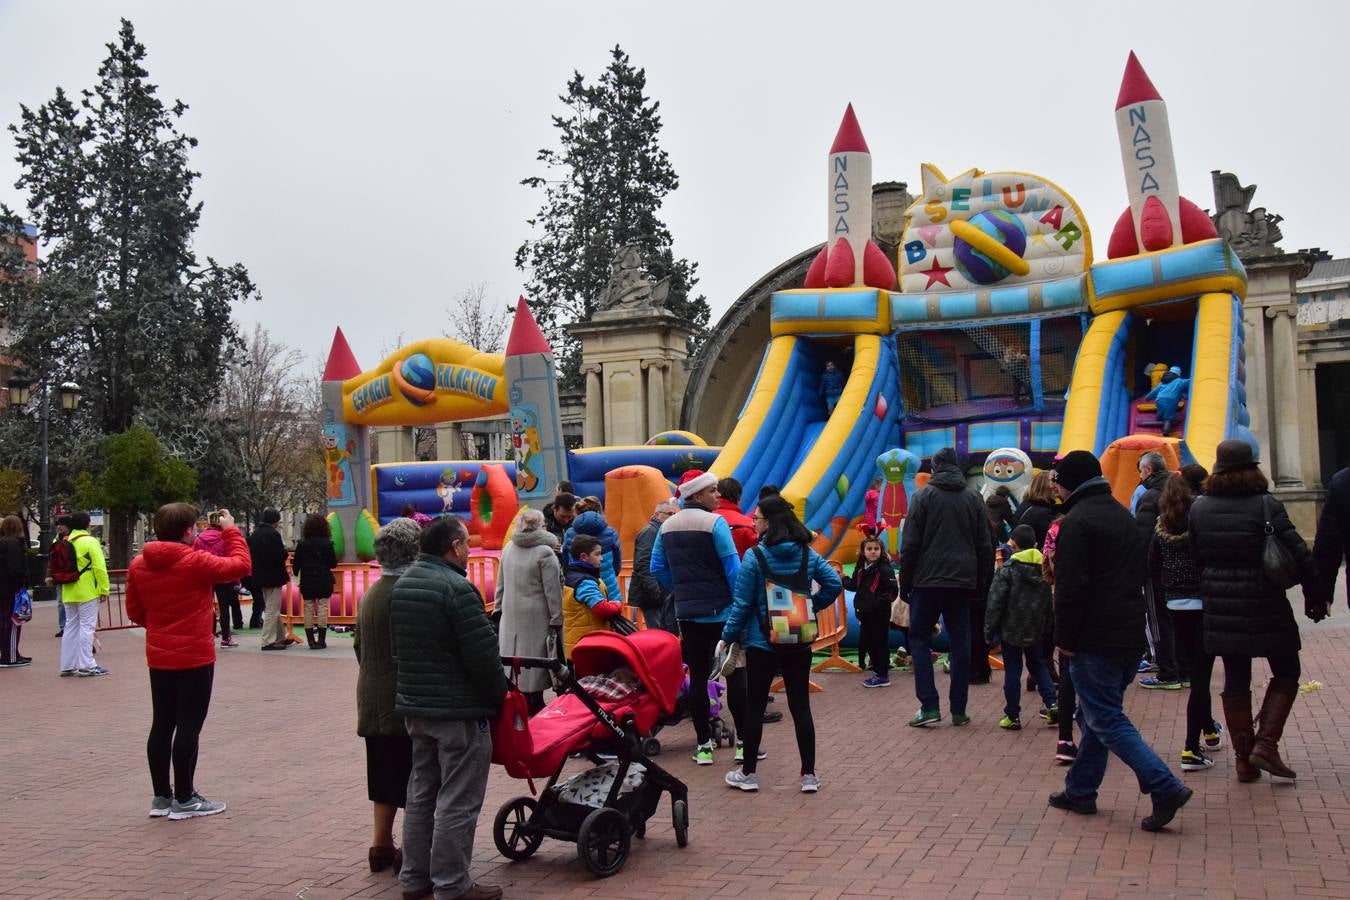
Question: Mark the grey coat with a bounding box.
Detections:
[496,528,563,692]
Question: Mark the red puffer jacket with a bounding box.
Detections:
[126,528,252,670]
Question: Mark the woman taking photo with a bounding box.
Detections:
[495,508,562,713]
[293,513,338,649]
[353,517,421,875]
[720,495,841,793]
[1189,440,1324,782]
[126,504,251,819]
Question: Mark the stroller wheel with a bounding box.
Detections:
[577,807,631,878]
[493,796,543,861]
[641,737,662,757]
[672,799,689,848]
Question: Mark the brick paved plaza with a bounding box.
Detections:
[4,595,1350,900]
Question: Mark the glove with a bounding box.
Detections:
[1305,597,1330,623]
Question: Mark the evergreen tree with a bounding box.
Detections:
[515,45,708,386]
[0,19,257,563]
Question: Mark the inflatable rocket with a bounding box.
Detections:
[321,326,373,561]
[1107,52,1217,258]
[803,104,897,289]
[504,299,567,509]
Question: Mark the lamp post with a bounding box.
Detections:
[7,373,82,563]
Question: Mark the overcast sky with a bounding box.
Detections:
[1,0,1345,372]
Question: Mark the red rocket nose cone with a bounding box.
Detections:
[1116,51,1163,109]
[322,326,362,381]
[505,297,553,356]
[829,103,870,154]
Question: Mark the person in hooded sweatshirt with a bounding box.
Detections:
[1143,365,1190,436]
[985,525,1055,730]
[899,447,994,728]
[126,504,252,821]
[563,509,622,601]
[985,485,1017,544]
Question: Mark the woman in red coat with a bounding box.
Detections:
[126,504,252,820]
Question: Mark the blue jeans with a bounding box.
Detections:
[908,587,972,715]
[1002,643,1056,718]
[1064,653,1185,802]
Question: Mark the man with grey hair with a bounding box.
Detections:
[631,499,679,634]
[391,516,507,900]
[1134,451,1181,689]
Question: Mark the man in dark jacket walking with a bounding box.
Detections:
[1135,452,1181,688]
[248,508,291,650]
[899,448,993,727]
[1048,450,1191,832]
[631,500,678,634]
[391,516,507,900]
[1312,466,1349,612]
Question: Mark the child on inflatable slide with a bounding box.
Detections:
[1144,366,1190,437]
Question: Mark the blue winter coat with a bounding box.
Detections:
[564,511,622,601]
[1145,372,1190,420]
[722,540,841,652]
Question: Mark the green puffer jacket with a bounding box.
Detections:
[391,554,508,720]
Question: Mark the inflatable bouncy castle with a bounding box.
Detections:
[706,51,1256,560]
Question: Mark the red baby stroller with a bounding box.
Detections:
[492,629,690,878]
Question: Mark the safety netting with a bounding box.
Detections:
[896,316,1083,423]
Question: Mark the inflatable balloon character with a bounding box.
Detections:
[981,447,1032,502]
[875,448,921,555]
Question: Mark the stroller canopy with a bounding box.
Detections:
[571,630,683,716]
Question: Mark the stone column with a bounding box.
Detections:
[583,366,604,447]
[644,360,667,437]
[435,423,462,460]
[375,426,415,463]
[1268,303,1304,487]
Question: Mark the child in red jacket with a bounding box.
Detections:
[126,504,251,821]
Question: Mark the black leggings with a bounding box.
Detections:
[1222,653,1301,694]
[859,611,890,677]
[680,620,746,745]
[741,647,814,776]
[147,664,215,802]
[1171,609,1217,752]
[1057,650,1076,743]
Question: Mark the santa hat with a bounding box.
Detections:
[678,469,718,499]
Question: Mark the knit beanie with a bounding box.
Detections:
[1053,450,1101,493]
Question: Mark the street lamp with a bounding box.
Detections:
[6,371,82,569]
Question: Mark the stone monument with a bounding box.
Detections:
[569,243,694,446]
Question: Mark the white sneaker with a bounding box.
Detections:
[168,792,226,820]
[724,768,759,791]
[799,773,820,793]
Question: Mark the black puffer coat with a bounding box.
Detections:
[391,554,508,720]
[899,465,994,598]
[1052,478,1146,658]
[1013,499,1057,548]
[1188,490,1316,658]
